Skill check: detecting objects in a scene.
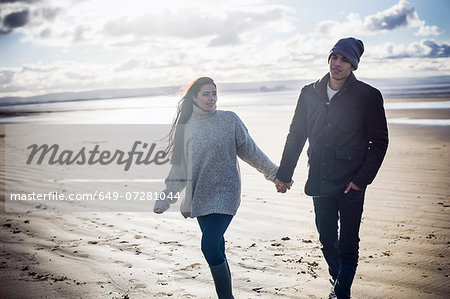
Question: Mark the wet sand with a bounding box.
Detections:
[0,99,449,298]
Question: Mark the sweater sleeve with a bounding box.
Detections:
[161,160,188,201]
[233,113,278,181]
[352,89,389,189]
[276,87,309,183]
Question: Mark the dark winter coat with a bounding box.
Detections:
[276,72,389,196]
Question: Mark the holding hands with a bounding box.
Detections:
[275,178,294,193]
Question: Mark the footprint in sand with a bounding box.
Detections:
[154,292,174,297]
[72,250,89,258]
[113,260,133,268]
[160,241,181,246]
[179,263,202,271]
[128,278,147,289]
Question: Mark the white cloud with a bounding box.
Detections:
[102,7,286,42]
[0,32,321,97]
[0,70,14,85]
[312,12,365,38]
[357,56,450,78]
[364,0,421,31]
[209,31,242,47]
[369,39,450,59]
[0,0,449,98]
[0,62,112,97]
[416,23,443,36]
[7,0,291,49]
[312,0,442,38]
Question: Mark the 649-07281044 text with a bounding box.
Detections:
[8,191,181,202]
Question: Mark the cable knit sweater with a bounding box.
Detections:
[163,104,278,218]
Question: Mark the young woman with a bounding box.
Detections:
[153,77,279,298]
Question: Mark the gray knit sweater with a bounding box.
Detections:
[163,104,278,218]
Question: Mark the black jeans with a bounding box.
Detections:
[313,188,365,299]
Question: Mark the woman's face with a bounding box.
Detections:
[193,83,217,111]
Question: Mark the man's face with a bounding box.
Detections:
[329,53,355,82]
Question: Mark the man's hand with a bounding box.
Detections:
[275,178,293,193]
[344,181,362,193]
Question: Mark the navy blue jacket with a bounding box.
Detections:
[277,73,389,196]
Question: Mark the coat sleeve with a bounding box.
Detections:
[233,113,279,181]
[276,87,309,183]
[352,89,389,189]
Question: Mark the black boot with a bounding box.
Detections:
[209,261,234,299]
[225,259,232,279]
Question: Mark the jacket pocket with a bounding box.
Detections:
[345,187,366,201]
[332,147,365,182]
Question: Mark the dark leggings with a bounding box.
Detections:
[197,213,233,266]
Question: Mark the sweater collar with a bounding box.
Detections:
[314,72,357,100]
[191,103,217,121]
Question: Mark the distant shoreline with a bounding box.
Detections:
[1,75,449,107]
[0,98,449,120]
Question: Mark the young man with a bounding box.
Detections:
[275,37,389,299]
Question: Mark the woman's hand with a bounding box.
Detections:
[275,179,293,193]
[153,199,170,214]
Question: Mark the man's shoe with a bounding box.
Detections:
[328,278,337,299]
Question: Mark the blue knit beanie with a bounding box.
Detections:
[328,37,364,70]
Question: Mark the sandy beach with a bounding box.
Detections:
[0,98,449,298]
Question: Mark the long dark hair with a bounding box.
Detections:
[166,77,216,164]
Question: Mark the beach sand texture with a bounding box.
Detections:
[0,100,449,299]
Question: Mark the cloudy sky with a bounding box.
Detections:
[0,0,449,97]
